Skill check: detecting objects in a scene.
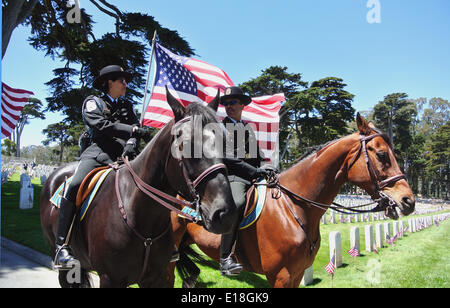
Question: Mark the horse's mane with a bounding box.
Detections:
[286,126,392,170]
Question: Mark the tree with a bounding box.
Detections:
[240,66,308,163]
[373,93,417,174]
[2,0,39,58]
[426,121,449,199]
[42,122,79,163]
[292,77,355,147]
[4,1,196,126]
[1,138,17,156]
[13,97,46,157]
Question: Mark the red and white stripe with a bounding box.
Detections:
[1,83,34,139]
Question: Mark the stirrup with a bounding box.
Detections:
[220,256,243,276]
[53,245,77,270]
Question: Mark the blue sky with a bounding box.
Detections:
[2,0,450,147]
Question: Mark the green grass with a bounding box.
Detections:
[173,216,449,288]
[1,172,51,255]
[2,171,449,288]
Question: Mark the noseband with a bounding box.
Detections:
[347,134,408,204]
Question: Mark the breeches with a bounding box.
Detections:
[64,158,103,202]
[230,181,251,222]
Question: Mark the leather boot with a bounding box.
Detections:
[54,197,78,269]
[219,227,243,276]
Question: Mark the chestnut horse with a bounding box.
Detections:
[169,113,415,288]
[40,88,237,288]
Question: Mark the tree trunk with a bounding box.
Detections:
[2,0,39,59]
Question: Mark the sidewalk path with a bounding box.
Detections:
[0,237,99,288]
[0,247,60,288]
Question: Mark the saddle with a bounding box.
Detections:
[50,166,113,221]
[75,166,110,207]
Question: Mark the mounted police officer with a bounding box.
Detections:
[219,86,271,276]
[54,65,153,269]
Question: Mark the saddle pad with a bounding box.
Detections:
[49,176,73,208]
[49,168,113,221]
[239,179,267,230]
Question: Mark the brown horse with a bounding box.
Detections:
[169,113,415,288]
[40,88,238,288]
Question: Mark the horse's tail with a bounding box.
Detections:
[175,233,214,288]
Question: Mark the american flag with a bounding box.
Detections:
[347,247,359,258]
[325,252,336,275]
[142,42,284,163]
[372,243,379,254]
[386,234,397,246]
[1,83,34,139]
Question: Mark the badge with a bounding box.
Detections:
[85,100,97,112]
[225,88,232,95]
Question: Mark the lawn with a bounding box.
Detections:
[2,172,449,288]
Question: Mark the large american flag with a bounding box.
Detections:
[1,83,34,139]
[142,42,284,163]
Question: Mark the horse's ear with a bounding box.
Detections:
[368,121,376,129]
[165,86,186,122]
[356,112,371,135]
[208,89,221,112]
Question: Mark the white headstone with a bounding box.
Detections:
[365,225,374,252]
[301,266,313,286]
[350,226,360,252]
[329,231,342,267]
[399,220,405,237]
[321,213,327,225]
[393,221,399,237]
[384,222,391,241]
[375,223,383,248]
[19,185,34,209]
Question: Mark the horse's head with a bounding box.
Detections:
[164,87,237,234]
[345,113,415,219]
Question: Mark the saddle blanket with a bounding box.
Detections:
[178,179,267,230]
[50,168,113,221]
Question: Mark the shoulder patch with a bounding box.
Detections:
[85,99,98,112]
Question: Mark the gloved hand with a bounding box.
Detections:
[122,143,137,160]
[255,168,271,179]
[132,126,154,141]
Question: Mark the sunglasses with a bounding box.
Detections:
[222,100,240,107]
[113,77,127,84]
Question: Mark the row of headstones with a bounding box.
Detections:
[321,205,448,225]
[321,211,388,224]
[1,165,18,183]
[301,212,450,286]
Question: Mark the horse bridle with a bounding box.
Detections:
[117,116,226,223]
[270,132,408,215]
[349,133,407,192]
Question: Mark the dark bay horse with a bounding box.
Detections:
[169,113,415,288]
[40,88,237,288]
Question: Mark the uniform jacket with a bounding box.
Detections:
[81,94,139,164]
[222,116,266,185]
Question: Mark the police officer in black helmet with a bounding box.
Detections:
[54,65,153,269]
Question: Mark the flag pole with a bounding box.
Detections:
[140,30,158,125]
